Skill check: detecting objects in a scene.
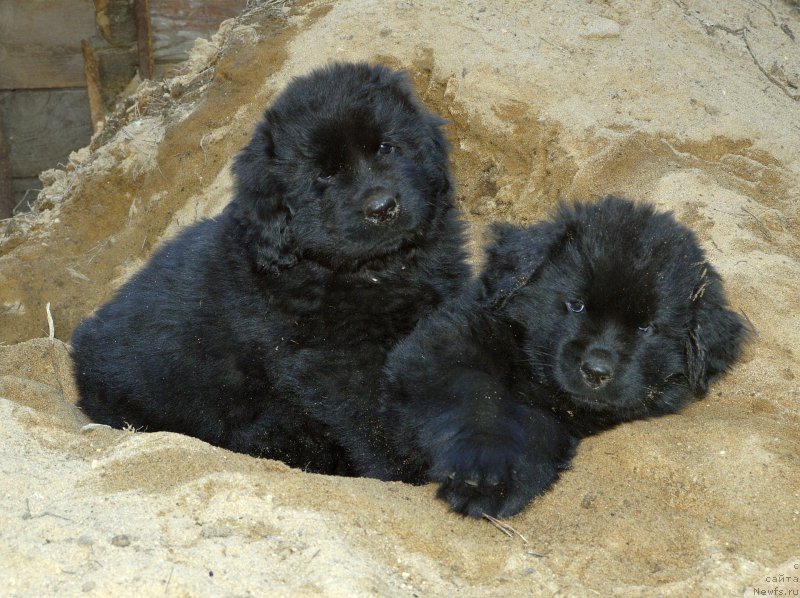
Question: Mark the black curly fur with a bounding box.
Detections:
[383,196,747,517]
[71,63,469,477]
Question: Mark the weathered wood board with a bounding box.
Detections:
[150,0,246,66]
[0,113,11,216]
[0,89,92,177]
[0,0,96,90]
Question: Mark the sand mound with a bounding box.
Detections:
[1,1,798,595]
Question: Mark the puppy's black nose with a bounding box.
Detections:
[363,191,399,224]
[580,351,614,388]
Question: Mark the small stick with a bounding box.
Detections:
[741,206,771,239]
[23,497,73,521]
[740,28,800,101]
[483,513,529,544]
[45,302,54,340]
[740,309,762,340]
[80,423,113,434]
[484,514,512,538]
[164,566,174,594]
[200,134,209,164]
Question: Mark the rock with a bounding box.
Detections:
[581,16,622,39]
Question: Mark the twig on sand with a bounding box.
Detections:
[671,0,799,100]
[86,238,111,264]
[741,206,772,239]
[483,513,529,544]
[45,302,84,428]
[80,423,113,433]
[45,302,54,340]
[738,27,799,101]
[22,497,73,522]
[165,565,175,594]
[200,134,209,164]
[740,309,762,340]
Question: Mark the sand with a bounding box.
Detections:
[1,1,799,595]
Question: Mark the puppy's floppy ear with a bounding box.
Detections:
[685,265,748,395]
[229,115,298,274]
[480,220,566,309]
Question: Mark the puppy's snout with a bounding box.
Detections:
[580,350,614,388]
[363,188,399,224]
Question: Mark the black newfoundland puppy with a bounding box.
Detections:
[71,62,469,476]
[383,196,746,517]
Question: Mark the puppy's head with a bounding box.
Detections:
[482,196,747,420]
[229,62,453,273]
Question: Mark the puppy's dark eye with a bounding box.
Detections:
[316,173,335,185]
[638,323,655,336]
[378,142,397,155]
[566,299,585,313]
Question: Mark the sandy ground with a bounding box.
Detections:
[1,0,799,595]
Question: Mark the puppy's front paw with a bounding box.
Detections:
[429,433,560,519]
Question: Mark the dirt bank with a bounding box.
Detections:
[1,1,798,595]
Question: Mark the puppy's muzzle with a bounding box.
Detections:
[363,188,400,224]
[580,349,614,389]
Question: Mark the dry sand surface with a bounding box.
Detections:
[1,0,799,595]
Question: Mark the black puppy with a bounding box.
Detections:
[72,63,469,476]
[383,196,746,517]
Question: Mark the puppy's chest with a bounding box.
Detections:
[292,274,437,346]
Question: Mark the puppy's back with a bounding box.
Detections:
[71,217,235,433]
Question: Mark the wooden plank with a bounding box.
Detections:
[82,40,105,131]
[0,90,92,177]
[0,112,12,217]
[150,0,246,65]
[87,38,139,111]
[95,0,138,45]
[83,0,139,121]
[0,0,96,90]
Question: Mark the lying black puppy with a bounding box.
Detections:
[72,62,469,476]
[383,196,746,517]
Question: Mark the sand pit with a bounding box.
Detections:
[1,1,798,595]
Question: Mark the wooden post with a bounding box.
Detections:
[82,40,105,133]
[0,113,13,218]
[81,0,140,128]
[135,0,154,80]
